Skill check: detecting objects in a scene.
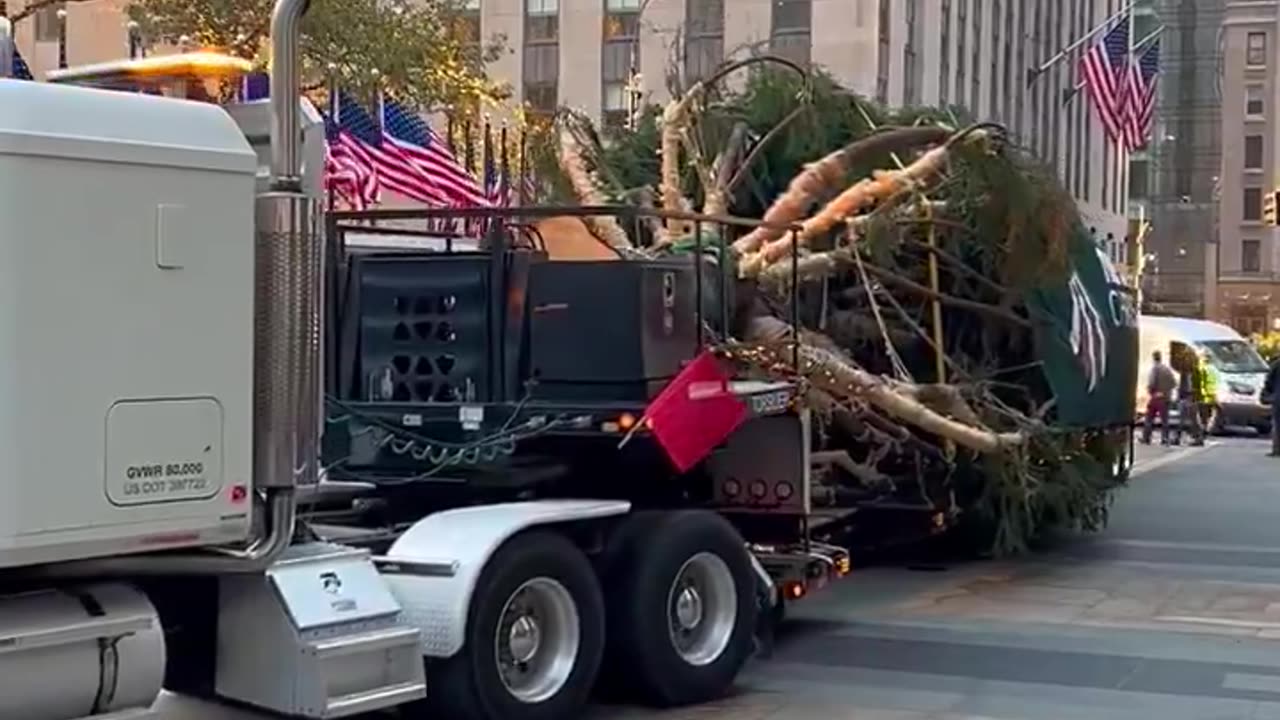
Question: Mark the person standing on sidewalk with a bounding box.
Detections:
[1143,350,1178,445]
[1172,365,1193,446]
[1262,355,1280,456]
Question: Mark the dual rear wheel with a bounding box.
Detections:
[420,510,758,720]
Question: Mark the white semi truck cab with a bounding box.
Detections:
[0,6,850,720]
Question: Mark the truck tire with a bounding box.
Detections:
[602,510,757,707]
[419,531,605,720]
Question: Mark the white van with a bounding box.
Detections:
[1136,315,1272,434]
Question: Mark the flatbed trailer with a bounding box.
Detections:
[319,208,854,606]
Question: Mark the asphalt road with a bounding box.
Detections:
[161,435,1280,720]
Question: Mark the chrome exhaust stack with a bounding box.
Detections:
[250,0,321,514]
[46,0,315,576]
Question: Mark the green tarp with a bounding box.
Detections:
[1025,230,1139,428]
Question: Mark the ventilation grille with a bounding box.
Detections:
[356,256,491,403]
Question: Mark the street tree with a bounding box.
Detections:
[125,0,509,112]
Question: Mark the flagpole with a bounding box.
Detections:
[500,121,510,207]
[463,117,475,175]
[483,115,493,182]
[369,69,383,133]
[326,63,339,217]
[481,116,493,237]
[324,66,340,399]
[1062,25,1164,107]
[447,108,457,155]
[1028,0,1135,86]
[1124,8,1136,159]
[56,8,67,69]
[127,20,142,59]
[368,69,382,228]
[517,126,528,206]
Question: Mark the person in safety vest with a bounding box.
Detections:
[1175,351,1212,447]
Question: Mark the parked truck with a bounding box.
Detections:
[0,6,849,720]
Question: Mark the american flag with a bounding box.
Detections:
[483,136,510,208]
[1122,40,1161,152]
[380,98,490,208]
[331,92,454,207]
[235,75,378,209]
[1079,15,1130,146]
[324,93,380,210]
[522,173,540,205]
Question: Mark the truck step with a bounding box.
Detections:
[214,542,426,718]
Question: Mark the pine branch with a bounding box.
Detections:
[731,126,952,257]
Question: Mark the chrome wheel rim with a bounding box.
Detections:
[494,577,580,703]
[666,552,737,666]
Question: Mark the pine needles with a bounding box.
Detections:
[538,64,1134,557]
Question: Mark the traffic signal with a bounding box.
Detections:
[1265,189,1280,227]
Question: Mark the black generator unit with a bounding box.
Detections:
[334,249,538,405]
[524,258,702,402]
[334,245,728,406]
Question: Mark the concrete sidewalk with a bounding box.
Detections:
[1131,437,1215,478]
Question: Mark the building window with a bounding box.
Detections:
[1232,307,1269,336]
[453,0,482,68]
[1246,135,1264,170]
[1247,85,1265,117]
[523,0,560,116]
[970,0,981,112]
[1248,32,1267,67]
[1243,239,1262,273]
[903,0,920,106]
[684,0,724,83]
[876,0,890,102]
[1129,159,1149,201]
[1245,187,1263,221]
[988,0,1000,118]
[1063,2,1074,194]
[1117,157,1127,214]
[939,0,952,105]
[1013,0,1026,138]
[1039,0,1053,160]
[771,0,811,66]
[956,0,967,107]
[602,0,641,127]
[35,2,64,43]
[1001,2,1014,120]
